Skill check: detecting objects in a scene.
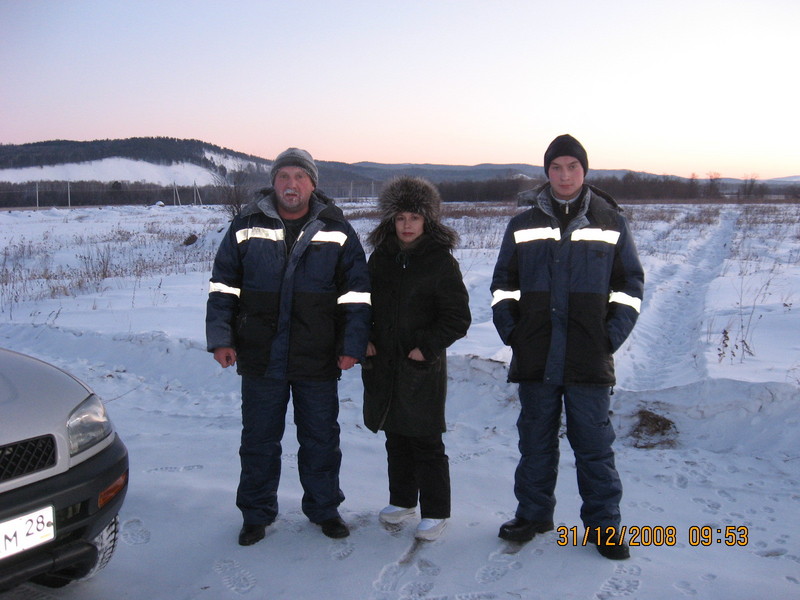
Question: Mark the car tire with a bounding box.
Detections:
[78,515,120,581]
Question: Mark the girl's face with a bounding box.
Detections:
[395,211,424,244]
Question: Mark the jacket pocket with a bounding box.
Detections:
[393,357,446,435]
[397,356,440,399]
[234,313,277,372]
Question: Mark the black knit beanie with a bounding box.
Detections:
[270,147,318,187]
[544,134,589,177]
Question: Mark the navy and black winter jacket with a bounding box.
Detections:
[206,189,371,380]
[491,184,644,385]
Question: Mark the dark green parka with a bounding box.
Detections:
[362,233,471,436]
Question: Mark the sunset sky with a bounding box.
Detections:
[1,0,798,179]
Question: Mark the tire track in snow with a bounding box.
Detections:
[619,208,738,391]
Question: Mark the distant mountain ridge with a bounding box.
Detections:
[0,137,269,172]
[0,137,566,185]
[0,137,797,187]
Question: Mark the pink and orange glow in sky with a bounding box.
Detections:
[1,0,798,180]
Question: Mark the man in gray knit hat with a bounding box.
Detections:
[207,147,371,545]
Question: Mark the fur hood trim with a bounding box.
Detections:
[368,176,458,250]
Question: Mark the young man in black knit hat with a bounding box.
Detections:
[490,134,644,559]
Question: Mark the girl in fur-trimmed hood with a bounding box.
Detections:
[362,175,471,542]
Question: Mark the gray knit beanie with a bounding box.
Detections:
[270,147,318,187]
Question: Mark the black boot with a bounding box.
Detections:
[592,533,630,560]
[498,517,554,542]
[238,523,267,546]
[319,516,350,539]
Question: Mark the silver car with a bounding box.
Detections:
[0,347,128,590]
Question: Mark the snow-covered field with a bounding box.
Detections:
[1,201,798,599]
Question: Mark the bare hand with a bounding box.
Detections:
[213,347,237,368]
[366,342,377,357]
[338,355,358,370]
[407,347,425,361]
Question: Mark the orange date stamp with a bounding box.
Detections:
[556,525,749,547]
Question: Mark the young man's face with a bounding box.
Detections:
[273,166,315,218]
[548,156,585,200]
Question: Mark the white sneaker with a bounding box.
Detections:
[379,505,416,524]
[415,518,447,541]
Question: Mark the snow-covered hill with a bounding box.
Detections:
[0,157,221,186]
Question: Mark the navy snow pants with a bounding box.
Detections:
[514,382,622,529]
[237,376,344,525]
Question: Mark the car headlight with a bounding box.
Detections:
[67,394,113,456]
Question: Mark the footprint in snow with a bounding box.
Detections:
[673,473,689,489]
[146,464,203,473]
[756,547,788,557]
[373,562,403,594]
[371,541,431,597]
[674,580,697,596]
[348,510,373,531]
[213,558,256,595]
[416,557,441,577]
[717,489,736,503]
[475,560,522,584]
[594,563,642,599]
[399,579,434,598]
[330,538,355,560]
[472,539,529,585]
[692,497,721,514]
[381,520,409,538]
[280,513,305,534]
[121,518,151,545]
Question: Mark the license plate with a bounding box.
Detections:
[0,506,55,561]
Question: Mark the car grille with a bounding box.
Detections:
[0,435,57,483]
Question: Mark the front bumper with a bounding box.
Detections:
[0,434,128,590]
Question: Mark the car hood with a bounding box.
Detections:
[0,347,93,443]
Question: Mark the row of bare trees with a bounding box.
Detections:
[1,172,797,212]
[440,172,795,204]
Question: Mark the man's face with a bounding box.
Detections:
[548,156,585,200]
[273,166,315,218]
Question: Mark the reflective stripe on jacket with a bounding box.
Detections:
[490,184,644,385]
[206,190,371,380]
